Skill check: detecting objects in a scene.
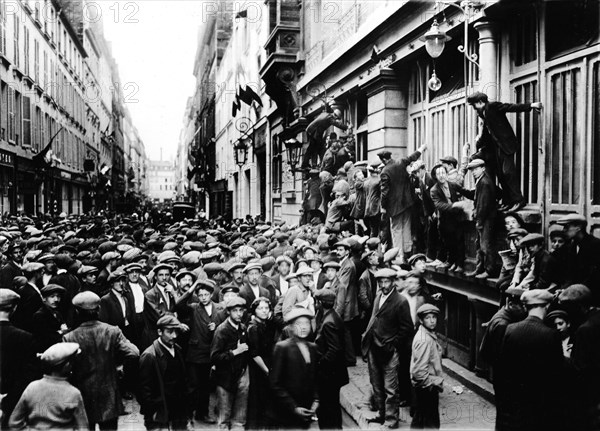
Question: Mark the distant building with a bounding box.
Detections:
[148,159,175,203]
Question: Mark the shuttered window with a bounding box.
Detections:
[514,80,539,204]
[0,80,6,141]
[550,68,582,205]
[591,62,600,205]
[14,90,22,146]
[22,96,31,147]
[7,87,14,143]
[13,15,19,68]
[510,6,537,67]
[0,0,6,56]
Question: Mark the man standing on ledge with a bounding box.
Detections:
[467,91,542,212]
[378,145,427,263]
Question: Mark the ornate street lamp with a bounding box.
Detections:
[283,138,303,172]
[421,19,451,59]
[233,139,248,167]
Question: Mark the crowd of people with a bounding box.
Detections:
[0,91,598,431]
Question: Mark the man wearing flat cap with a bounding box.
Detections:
[239,263,272,316]
[459,158,498,280]
[176,279,224,423]
[556,214,600,305]
[378,144,428,263]
[31,284,69,353]
[515,233,556,291]
[0,242,24,288]
[48,254,81,320]
[210,297,250,430]
[498,289,564,431]
[467,91,542,212]
[12,262,45,332]
[0,289,36,428]
[64,291,139,430]
[361,268,414,428]
[139,314,189,430]
[99,270,137,346]
[270,307,319,429]
[313,289,348,429]
[145,264,178,334]
[479,287,526,428]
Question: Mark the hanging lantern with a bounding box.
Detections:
[428,71,442,91]
[420,19,451,59]
[233,139,248,167]
[283,138,303,172]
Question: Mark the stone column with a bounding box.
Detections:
[360,68,408,162]
[474,21,498,101]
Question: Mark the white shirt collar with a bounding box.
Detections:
[158,338,175,357]
[228,317,239,330]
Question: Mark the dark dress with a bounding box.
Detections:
[246,318,277,429]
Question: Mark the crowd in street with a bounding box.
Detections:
[0,91,599,431]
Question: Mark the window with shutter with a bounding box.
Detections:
[0,0,6,56]
[14,15,20,68]
[0,80,6,141]
[8,87,14,143]
[15,91,22,146]
[23,96,31,147]
[24,26,30,76]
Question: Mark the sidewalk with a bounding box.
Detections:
[340,358,496,430]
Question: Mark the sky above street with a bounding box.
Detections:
[101,1,202,162]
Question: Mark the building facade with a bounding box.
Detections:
[148,159,175,204]
[0,0,146,216]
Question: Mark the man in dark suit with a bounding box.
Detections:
[210,297,250,430]
[99,270,136,342]
[0,289,36,428]
[0,242,24,289]
[331,239,359,366]
[302,107,350,169]
[459,159,498,280]
[138,314,189,431]
[378,144,427,262]
[270,307,320,429]
[363,163,382,238]
[467,91,542,212]
[176,279,225,423]
[361,268,414,429]
[556,214,600,305]
[498,289,565,431]
[314,289,348,429]
[309,257,328,291]
[48,254,81,322]
[31,284,69,353]
[239,263,272,313]
[12,263,45,333]
[145,264,177,332]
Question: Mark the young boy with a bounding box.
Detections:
[410,304,443,429]
[9,342,88,430]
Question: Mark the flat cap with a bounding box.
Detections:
[260,256,276,272]
[22,262,45,273]
[157,314,182,329]
[102,251,120,262]
[225,296,247,309]
[38,342,81,366]
[123,263,143,273]
[285,272,298,281]
[98,241,117,255]
[408,253,427,266]
[221,285,240,295]
[284,306,314,323]
[507,228,528,239]
[0,289,20,309]
[107,270,127,283]
[519,233,544,247]
[37,253,56,263]
[275,255,293,266]
[227,261,246,273]
[366,237,381,250]
[314,289,336,302]
[383,247,399,263]
[175,270,197,282]
[153,263,174,273]
[203,262,224,275]
[72,291,101,309]
[78,265,98,276]
[116,244,134,254]
[505,287,526,299]
[546,309,569,322]
[181,251,201,266]
[295,266,314,277]
[243,263,263,273]
[521,289,554,306]
[196,279,216,293]
[558,284,592,304]
[467,158,485,169]
[323,261,341,270]
[416,303,440,317]
[375,268,397,279]
[333,239,352,249]
[549,229,567,239]
[440,155,458,165]
[556,214,587,226]
[377,150,392,159]
[55,254,74,269]
[40,284,66,297]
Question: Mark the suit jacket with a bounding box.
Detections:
[177,300,225,364]
[571,310,600,413]
[270,338,319,426]
[304,176,322,213]
[64,320,139,423]
[306,112,347,140]
[499,315,564,430]
[99,289,136,332]
[0,321,36,426]
[430,182,466,224]
[361,289,414,357]
[210,319,249,391]
[459,172,497,223]
[564,233,600,304]
[13,283,43,332]
[363,174,381,218]
[477,102,533,155]
[31,305,65,353]
[144,285,176,330]
[314,271,328,291]
[139,340,187,424]
[321,148,336,175]
[330,257,359,322]
[358,269,377,315]
[239,282,272,308]
[0,260,23,289]
[315,309,349,388]
[380,151,422,217]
